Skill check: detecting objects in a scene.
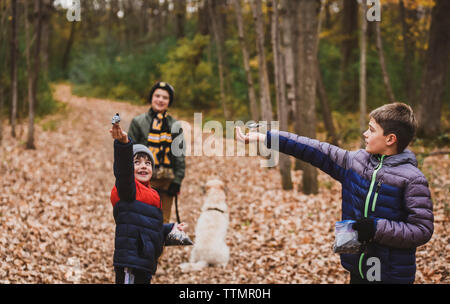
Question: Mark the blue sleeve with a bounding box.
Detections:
[113,138,136,202]
[163,223,175,238]
[265,130,350,183]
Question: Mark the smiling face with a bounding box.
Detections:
[363,117,397,155]
[151,88,170,113]
[134,155,153,186]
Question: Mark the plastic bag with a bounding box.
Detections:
[165,224,194,246]
[332,220,362,254]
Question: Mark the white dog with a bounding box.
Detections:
[179,179,229,272]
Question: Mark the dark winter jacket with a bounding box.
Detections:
[110,139,173,274]
[128,108,185,185]
[266,131,434,283]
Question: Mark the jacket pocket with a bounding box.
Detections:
[137,231,155,259]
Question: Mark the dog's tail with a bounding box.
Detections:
[179,261,208,273]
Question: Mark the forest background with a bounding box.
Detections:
[0,0,449,283]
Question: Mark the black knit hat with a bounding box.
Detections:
[148,81,175,106]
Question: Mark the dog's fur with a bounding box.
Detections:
[179,179,229,272]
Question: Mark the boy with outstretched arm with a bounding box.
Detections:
[109,121,187,284]
[236,102,433,284]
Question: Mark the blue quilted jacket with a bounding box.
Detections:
[110,140,173,274]
[266,131,434,283]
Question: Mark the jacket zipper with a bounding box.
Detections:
[360,155,385,279]
[364,155,385,218]
[371,181,382,212]
[359,253,365,279]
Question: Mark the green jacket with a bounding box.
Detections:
[128,108,185,185]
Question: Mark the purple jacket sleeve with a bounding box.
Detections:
[266,130,353,183]
[374,175,434,248]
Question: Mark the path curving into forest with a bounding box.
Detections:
[0,84,448,283]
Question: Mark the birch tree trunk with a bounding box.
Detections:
[271,0,292,190]
[359,0,368,148]
[207,0,230,120]
[375,20,395,102]
[251,0,273,122]
[233,0,259,122]
[10,0,18,138]
[416,0,450,138]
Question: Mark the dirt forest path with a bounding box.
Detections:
[0,84,448,283]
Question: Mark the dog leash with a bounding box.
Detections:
[174,194,181,223]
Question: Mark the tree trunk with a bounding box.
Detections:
[271,0,292,190]
[280,0,296,124]
[10,0,18,138]
[399,0,417,105]
[375,20,395,102]
[207,0,230,120]
[26,0,43,150]
[0,89,3,144]
[316,61,339,146]
[41,0,52,76]
[174,0,186,39]
[197,0,210,36]
[295,0,320,194]
[359,0,368,148]
[339,0,359,111]
[0,0,4,143]
[292,0,304,171]
[251,0,273,123]
[416,0,450,138]
[61,21,76,73]
[233,0,259,122]
[315,0,338,146]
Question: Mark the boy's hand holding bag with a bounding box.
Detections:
[165,223,193,246]
[332,219,376,254]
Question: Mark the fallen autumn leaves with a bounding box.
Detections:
[0,84,448,283]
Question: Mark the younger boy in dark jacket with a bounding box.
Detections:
[110,122,187,284]
[236,102,434,284]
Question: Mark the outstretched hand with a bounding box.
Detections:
[235,127,266,144]
[176,222,188,232]
[110,123,129,144]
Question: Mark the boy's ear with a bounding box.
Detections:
[385,133,397,147]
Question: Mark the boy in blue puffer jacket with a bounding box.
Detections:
[236,102,434,284]
[109,121,187,284]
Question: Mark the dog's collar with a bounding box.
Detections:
[206,207,225,214]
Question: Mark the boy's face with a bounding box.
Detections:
[151,88,170,113]
[134,155,153,185]
[363,117,396,155]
